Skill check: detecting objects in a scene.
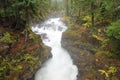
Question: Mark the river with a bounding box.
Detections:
[32,17,78,80]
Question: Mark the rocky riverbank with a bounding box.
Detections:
[61,26,120,80]
[61,27,98,80]
[0,27,51,80]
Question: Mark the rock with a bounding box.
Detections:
[61,29,97,80]
[58,26,63,31]
[41,33,49,40]
[0,32,52,80]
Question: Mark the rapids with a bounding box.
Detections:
[32,17,78,80]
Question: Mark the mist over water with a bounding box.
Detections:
[32,18,78,80]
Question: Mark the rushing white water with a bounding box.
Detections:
[32,17,78,80]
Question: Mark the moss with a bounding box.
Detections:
[62,19,120,80]
[0,32,16,44]
[63,29,80,39]
[0,27,51,80]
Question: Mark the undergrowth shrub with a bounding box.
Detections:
[106,20,120,57]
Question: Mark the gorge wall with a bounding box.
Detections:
[61,28,102,80]
[0,27,51,80]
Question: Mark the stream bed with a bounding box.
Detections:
[32,17,78,80]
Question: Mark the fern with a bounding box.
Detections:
[0,32,16,43]
[99,66,117,79]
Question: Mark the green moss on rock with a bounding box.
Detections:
[0,28,51,80]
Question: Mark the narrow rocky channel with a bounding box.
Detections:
[32,17,78,80]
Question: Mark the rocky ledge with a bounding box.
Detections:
[0,28,51,80]
[61,28,102,80]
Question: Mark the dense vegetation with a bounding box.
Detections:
[0,0,51,30]
[64,0,120,57]
[62,0,120,79]
[0,0,51,80]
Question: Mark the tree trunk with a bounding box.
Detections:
[91,1,95,27]
[79,8,81,18]
[25,30,28,43]
[66,0,69,16]
[70,0,73,16]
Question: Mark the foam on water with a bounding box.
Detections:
[32,18,78,80]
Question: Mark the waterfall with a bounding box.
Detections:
[32,17,78,80]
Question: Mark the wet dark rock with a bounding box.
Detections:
[41,33,48,40]
[61,29,97,80]
[17,43,52,80]
[34,31,38,34]
[58,26,63,31]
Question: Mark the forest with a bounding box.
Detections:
[0,0,120,80]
